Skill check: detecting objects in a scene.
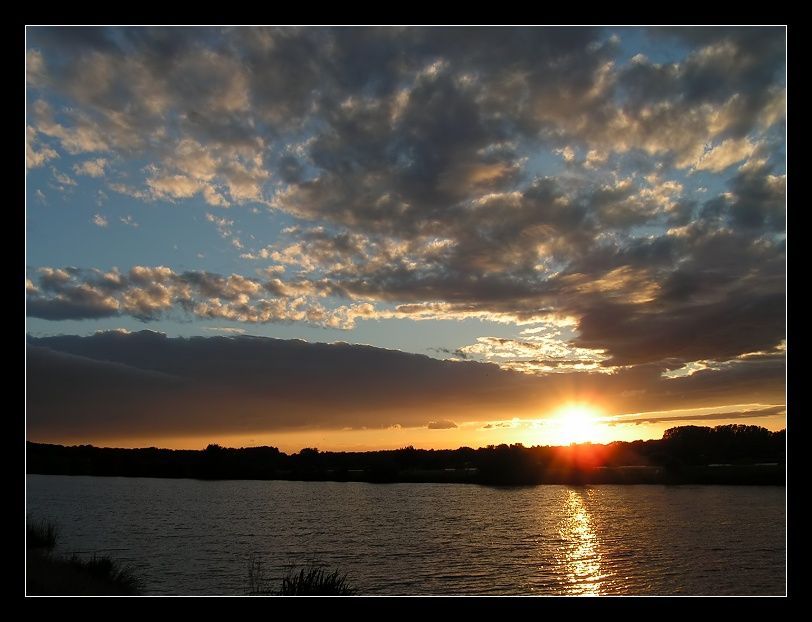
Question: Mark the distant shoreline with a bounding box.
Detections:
[26,425,785,486]
[27,464,784,486]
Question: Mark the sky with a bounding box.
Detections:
[25,26,786,451]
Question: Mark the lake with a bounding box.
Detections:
[26,475,785,595]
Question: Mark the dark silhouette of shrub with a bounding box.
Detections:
[27,518,57,550]
[279,566,357,595]
[26,518,142,595]
[247,557,357,595]
[68,554,142,594]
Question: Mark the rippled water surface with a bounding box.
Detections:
[27,475,785,595]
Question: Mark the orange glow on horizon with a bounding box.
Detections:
[29,403,786,452]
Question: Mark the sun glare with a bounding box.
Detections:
[550,404,605,445]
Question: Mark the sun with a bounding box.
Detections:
[550,404,605,445]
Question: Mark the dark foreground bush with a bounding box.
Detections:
[27,554,142,595]
[26,519,142,595]
[248,557,357,596]
[280,566,357,595]
[27,519,57,550]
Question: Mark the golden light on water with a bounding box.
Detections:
[549,404,607,445]
[560,489,604,595]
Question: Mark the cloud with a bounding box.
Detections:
[147,174,203,200]
[51,167,76,187]
[693,138,756,172]
[614,405,785,426]
[26,265,374,329]
[201,326,247,334]
[73,158,107,177]
[456,334,608,374]
[584,149,608,169]
[26,332,784,442]
[108,183,150,201]
[29,167,785,369]
[33,100,113,154]
[27,286,119,321]
[205,211,246,249]
[25,28,785,379]
[26,27,784,213]
[556,146,576,162]
[427,420,458,429]
[26,126,58,168]
[91,214,108,227]
[26,332,540,438]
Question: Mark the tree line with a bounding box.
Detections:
[27,424,785,485]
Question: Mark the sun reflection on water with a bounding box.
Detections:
[558,488,604,595]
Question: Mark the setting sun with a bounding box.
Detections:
[550,404,606,445]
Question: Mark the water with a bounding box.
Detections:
[26,475,785,595]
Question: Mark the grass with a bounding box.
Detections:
[248,556,357,596]
[247,554,272,594]
[27,553,143,595]
[26,519,142,595]
[280,566,357,595]
[27,519,57,550]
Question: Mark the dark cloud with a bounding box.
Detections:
[574,288,784,367]
[617,405,785,426]
[427,420,458,430]
[27,332,534,438]
[27,268,120,319]
[26,295,118,320]
[647,27,785,113]
[27,332,784,442]
[727,165,786,231]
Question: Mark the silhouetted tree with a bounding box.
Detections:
[26,424,785,485]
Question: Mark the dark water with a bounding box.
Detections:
[26,475,785,595]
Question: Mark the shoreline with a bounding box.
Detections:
[27,464,784,486]
[26,426,786,486]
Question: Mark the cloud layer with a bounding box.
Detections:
[27,332,785,441]
[26,27,785,392]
